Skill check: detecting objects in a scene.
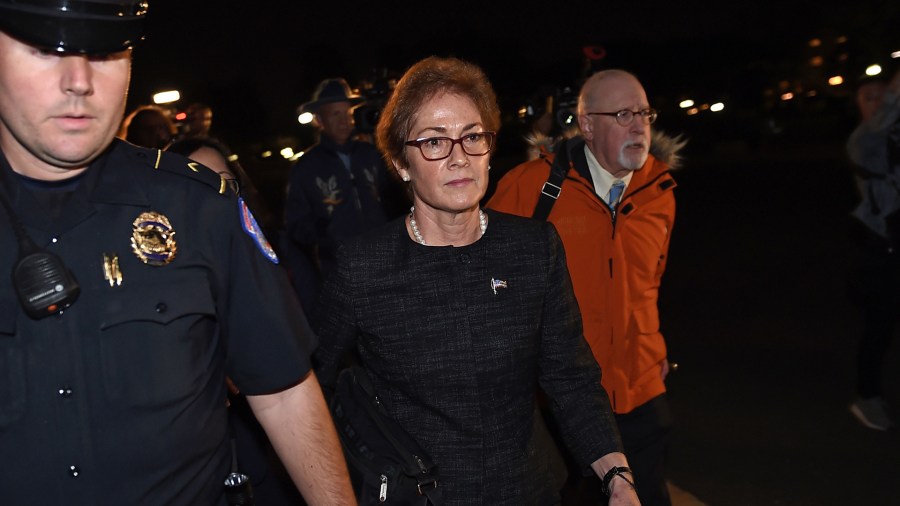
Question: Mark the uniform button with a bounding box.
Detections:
[155,302,167,313]
[69,465,80,477]
[459,253,471,264]
[58,386,73,398]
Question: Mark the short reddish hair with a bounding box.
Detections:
[376,56,500,171]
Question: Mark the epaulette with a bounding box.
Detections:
[124,143,235,196]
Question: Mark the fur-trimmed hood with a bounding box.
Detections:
[524,128,687,170]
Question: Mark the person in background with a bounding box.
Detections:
[313,56,640,506]
[0,1,355,504]
[283,77,404,308]
[181,102,214,140]
[489,69,685,505]
[168,136,278,241]
[119,104,176,149]
[845,67,900,431]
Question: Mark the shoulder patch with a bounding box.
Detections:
[238,198,279,264]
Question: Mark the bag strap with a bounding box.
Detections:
[349,365,443,505]
[350,365,413,457]
[532,138,572,222]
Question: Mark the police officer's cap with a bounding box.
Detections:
[0,0,149,54]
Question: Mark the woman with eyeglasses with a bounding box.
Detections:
[313,56,640,505]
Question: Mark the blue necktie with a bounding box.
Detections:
[608,180,625,208]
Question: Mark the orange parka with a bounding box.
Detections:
[488,133,681,414]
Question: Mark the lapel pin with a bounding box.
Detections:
[490,277,508,295]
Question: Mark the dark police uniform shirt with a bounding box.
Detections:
[0,139,315,505]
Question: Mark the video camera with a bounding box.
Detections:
[353,71,397,135]
[517,85,579,134]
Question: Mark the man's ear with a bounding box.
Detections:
[578,114,594,141]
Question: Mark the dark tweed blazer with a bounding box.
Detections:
[313,209,622,505]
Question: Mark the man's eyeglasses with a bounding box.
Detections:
[405,132,496,161]
[586,108,658,127]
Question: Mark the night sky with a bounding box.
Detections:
[128,1,899,152]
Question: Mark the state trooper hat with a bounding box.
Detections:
[299,78,365,115]
[0,0,149,54]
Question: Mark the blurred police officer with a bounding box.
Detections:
[0,1,355,504]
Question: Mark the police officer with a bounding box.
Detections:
[0,1,355,504]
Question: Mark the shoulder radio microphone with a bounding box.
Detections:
[0,191,80,319]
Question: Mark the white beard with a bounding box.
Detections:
[618,143,649,171]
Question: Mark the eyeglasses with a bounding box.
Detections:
[404,132,496,161]
[586,108,658,127]
[218,174,241,195]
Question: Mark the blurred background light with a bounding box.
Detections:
[152,90,180,104]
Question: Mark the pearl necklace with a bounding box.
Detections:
[408,206,487,246]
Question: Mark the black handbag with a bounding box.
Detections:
[329,365,443,505]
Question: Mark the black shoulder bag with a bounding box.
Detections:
[330,365,443,505]
[532,138,573,221]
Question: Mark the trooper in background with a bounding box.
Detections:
[283,78,404,309]
[0,1,355,504]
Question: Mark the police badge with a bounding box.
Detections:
[130,211,177,266]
